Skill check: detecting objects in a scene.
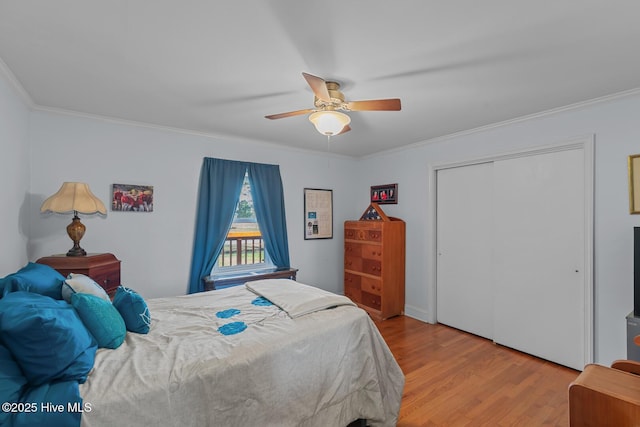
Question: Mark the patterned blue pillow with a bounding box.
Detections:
[71,293,126,349]
[113,286,151,334]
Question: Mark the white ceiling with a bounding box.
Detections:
[2,1,640,157]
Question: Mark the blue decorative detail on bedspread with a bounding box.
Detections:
[218,321,248,335]
[251,296,273,306]
[216,308,241,318]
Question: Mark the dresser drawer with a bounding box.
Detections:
[344,242,362,257]
[361,291,381,310]
[362,259,382,276]
[344,279,361,302]
[91,269,121,296]
[344,255,362,271]
[361,244,382,260]
[344,272,361,288]
[345,226,383,243]
[361,276,382,296]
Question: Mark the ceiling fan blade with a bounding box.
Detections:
[302,72,331,102]
[337,125,351,135]
[346,99,401,111]
[265,108,314,120]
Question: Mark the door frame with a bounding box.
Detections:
[426,135,595,364]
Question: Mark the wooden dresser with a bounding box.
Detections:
[36,253,121,297]
[344,203,405,320]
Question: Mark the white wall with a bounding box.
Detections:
[4,64,640,366]
[27,111,357,298]
[356,92,640,365]
[0,64,30,274]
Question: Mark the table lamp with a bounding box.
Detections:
[40,182,107,256]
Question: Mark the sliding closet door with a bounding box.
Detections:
[436,162,494,339]
[492,149,585,370]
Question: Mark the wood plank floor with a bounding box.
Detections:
[375,316,581,426]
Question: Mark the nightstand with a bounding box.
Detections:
[36,253,121,297]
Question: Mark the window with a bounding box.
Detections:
[189,158,289,294]
[213,172,271,272]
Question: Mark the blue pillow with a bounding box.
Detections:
[0,262,65,299]
[71,293,126,349]
[0,344,28,426]
[0,292,97,386]
[113,286,151,334]
[62,273,110,303]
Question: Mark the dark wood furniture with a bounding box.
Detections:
[569,360,640,426]
[344,203,405,320]
[36,253,121,296]
[203,267,298,291]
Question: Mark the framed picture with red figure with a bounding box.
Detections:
[370,183,397,205]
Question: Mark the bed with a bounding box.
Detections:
[0,264,404,427]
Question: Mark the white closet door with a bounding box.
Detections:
[492,149,585,370]
[436,162,494,339]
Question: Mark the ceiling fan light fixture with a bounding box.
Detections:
[309,111,351,136]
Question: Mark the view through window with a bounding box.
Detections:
[215,172,270,270]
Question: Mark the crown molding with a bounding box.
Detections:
[362,87,640,160]
[0,57,35,108]
[31,104,353,160]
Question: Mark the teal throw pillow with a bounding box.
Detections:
[71,293,126,349]
[113,286,151,334]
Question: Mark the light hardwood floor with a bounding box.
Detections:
[375,316,581,426]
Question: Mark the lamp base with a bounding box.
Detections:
[66,214,87,257]
[66,246,87,257]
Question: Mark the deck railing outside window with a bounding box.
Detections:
[218,231,265,267]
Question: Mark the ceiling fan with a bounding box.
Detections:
[265,73,401,137]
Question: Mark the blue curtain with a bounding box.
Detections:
[247,163,291,269]
[188,158,246,294]
[188,158,291,294]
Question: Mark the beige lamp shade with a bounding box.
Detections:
[308,111,351,136]
[40,182,107,215]
[41,182,106,256]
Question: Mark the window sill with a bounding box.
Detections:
[203,267,298,291]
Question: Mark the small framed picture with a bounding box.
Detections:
[304,188,333,239]
[370,183,398,205]
[112,184,154,212]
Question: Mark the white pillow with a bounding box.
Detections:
[62,273,110,303]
